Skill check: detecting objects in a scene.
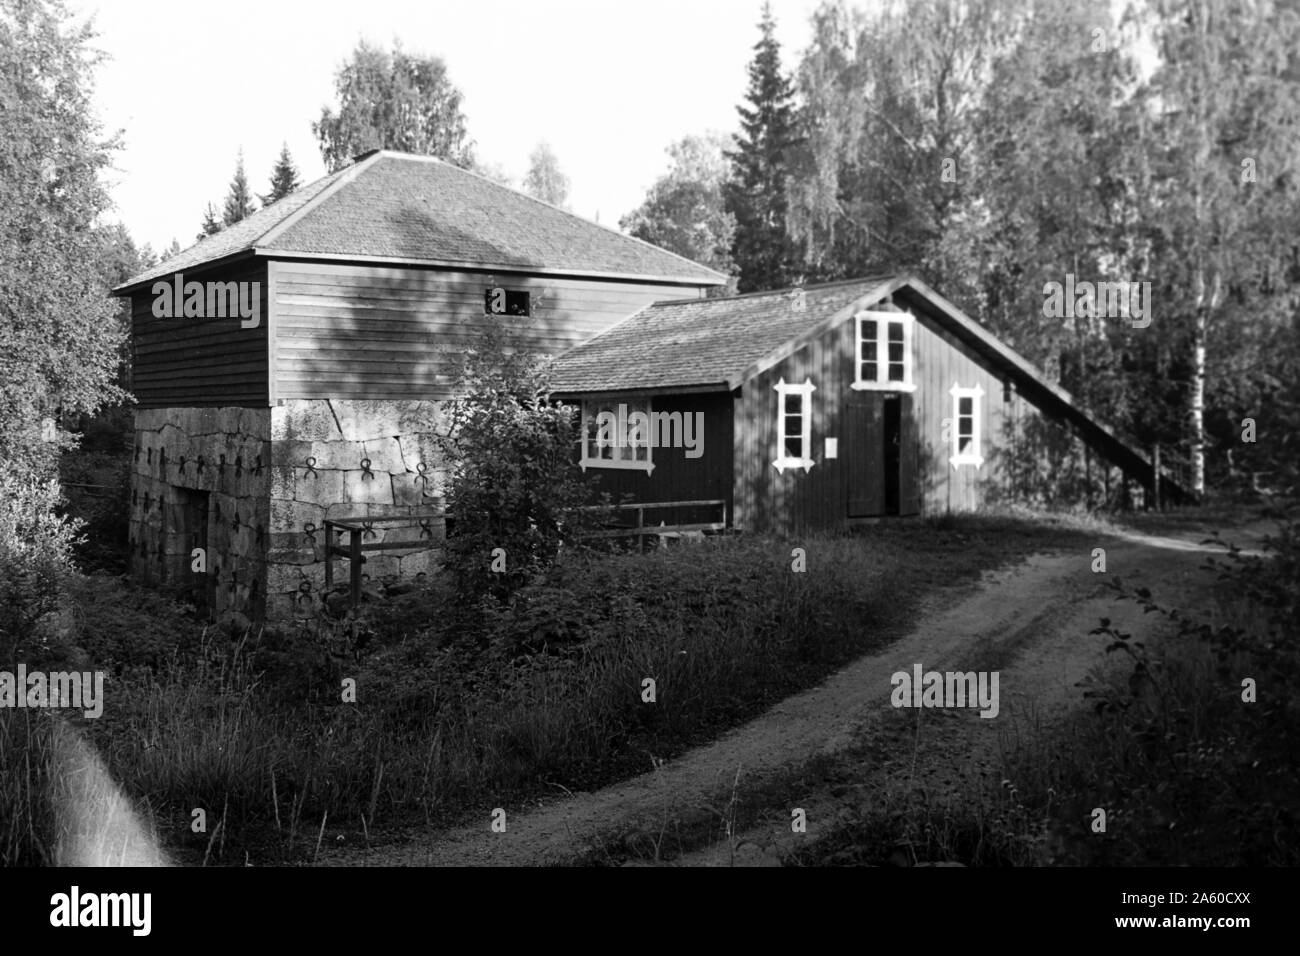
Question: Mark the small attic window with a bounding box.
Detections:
[485,287,532,317]
[352,147,382,164]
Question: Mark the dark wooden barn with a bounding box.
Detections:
[550,275,1183,536]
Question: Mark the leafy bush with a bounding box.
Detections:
[0,467,83,661]
[438,325,603,603]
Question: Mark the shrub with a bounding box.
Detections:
[0,466,83,661]
[438,325,604,604]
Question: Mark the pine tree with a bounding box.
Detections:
[197,203,221,240]
[261,143,300,206]
[724,2,800,292]
[221,150,255,226]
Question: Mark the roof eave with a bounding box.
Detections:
[899,276,1191,499]
[551,381,732,399]
[733,275,908,385]
[110,248,261,297]
[253,248,727,286]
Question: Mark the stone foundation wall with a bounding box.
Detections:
[128,408,271,624]
[264,399,449,621]
[129,401,451,625]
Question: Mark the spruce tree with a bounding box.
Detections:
[724,1,800,292]
[261,143,300,206]
[221,150,255,226]
[197,203,221,240]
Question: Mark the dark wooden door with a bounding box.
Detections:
[884,396,901,514]
[848,393,918,517]
[847,398,885,517]
[898,393,920,515]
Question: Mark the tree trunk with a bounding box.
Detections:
[1191,309,1206,496]
[1152,443,1162,512]
[1190,267,1218,499]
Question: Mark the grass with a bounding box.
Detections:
[776,501,1300,867]
[2,509,1095,865]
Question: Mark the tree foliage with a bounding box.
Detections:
[522,140,570,208]
[261,142,301,205]
[724,1,801,292]
[221,149,255,226]
[314,39,474,173]
[197,202,221,239]
[438,326,598,604]
[621,132,737,285]
[775,0,1300,497]
[0,0,124,635]
[0,0,126,469]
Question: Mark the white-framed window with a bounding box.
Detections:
[949,383,984,469]
[580,396,655,474]
[773,377,816,474]
[852,310,916,391]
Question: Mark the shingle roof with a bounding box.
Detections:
[549,272,1191,502]
[548,276,898,393]
[116,166,354,290]
[115,151,727,293]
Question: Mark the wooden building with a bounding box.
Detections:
[111,150,725,623]
[550,275,1184,535]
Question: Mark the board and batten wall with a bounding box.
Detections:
[734,296,1038,534]
[566,391,735,529]
[270,260,711,400]
[131,259,269,408]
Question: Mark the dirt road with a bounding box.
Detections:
[320,519,1271,867]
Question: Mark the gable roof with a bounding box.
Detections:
[113,151,727,294]
[550,274,1190,501]
[548,276,897,394]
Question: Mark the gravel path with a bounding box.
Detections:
[319,519,1271,867]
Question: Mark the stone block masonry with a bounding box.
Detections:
[128,408,271,624]
[264,399,448,622]
[129,399,450,626]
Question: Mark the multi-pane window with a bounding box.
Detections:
[853,311,915,391]
[949,384,984,468]
[773,378,816,474]
[580,397,654,473]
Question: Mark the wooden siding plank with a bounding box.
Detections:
[272,261,709,402]
[130,260,269,409]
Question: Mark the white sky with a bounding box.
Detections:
[73,0,822,253]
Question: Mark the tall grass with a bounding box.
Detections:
[3,513,1087,864]
[791,507,1300,867]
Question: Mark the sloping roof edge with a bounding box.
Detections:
[731,275,908,389]
[898,276,1190,501]
[550,273,1189,500]
[113,150,729,295]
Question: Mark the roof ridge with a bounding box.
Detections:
[647,274,899,308]
[114,148,728,292]
[371,149,730,283]
[257,151,387,248]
